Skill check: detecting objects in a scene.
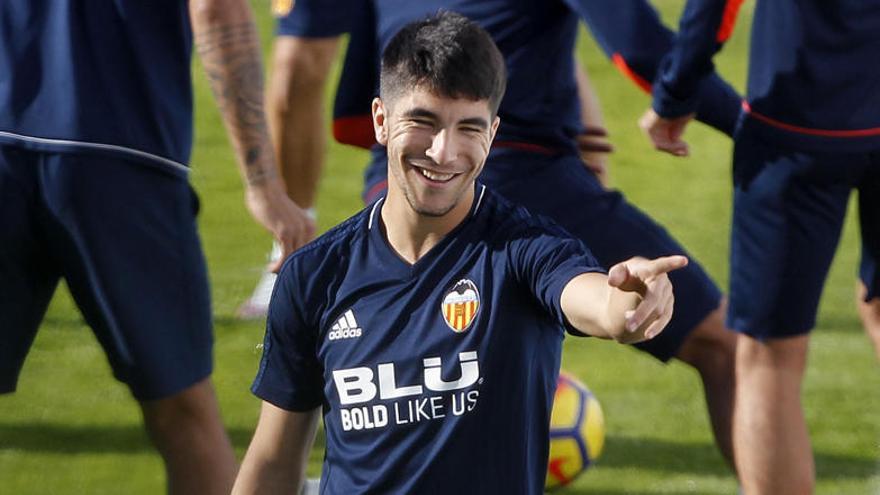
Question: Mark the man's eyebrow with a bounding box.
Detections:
[402,108,439,121]
[458,117,489,129]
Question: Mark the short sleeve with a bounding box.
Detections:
[508,223,606,333]
[251,260,324,411]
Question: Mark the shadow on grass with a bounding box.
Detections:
[591,435,876,482]
[598,435,729,476]
[564,489,708,495]
[0,422,324,455]
[0,425,871,483]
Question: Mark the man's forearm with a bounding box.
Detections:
[653,0,744,118]
[191,0,279,186]
[233,454,306,495]
[233,403,321,495]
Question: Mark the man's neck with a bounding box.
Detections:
[380,189,474,265]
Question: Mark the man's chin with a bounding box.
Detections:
[407,195,458,217]
[412,203,456,217]
[403,185,469,218]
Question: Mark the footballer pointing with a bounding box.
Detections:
[233,13,686,494]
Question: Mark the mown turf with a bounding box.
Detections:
[1,1,878,493]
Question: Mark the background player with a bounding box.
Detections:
[0,0,313,492]
[258,0,744,470]
[233,13,686,493]
[641,1,880,493]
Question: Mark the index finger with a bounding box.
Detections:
[646,255,689,276]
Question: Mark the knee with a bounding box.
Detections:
[677,305,737,378]
[735,333,810,376]
[141,379,220,441]
[856,283,880,332]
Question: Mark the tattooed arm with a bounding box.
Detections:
[190,0,315,269]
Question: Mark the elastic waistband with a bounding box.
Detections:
[0,131,190,178]
[740,103,880,153]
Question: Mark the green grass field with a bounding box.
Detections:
[2,1,878,493]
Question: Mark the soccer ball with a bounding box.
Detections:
[545,371,605,490]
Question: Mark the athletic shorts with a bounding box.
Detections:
[729,126,880,339]
[0,146,213,400]
[363,147,723,361]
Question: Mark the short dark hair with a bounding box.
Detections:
[379,11,507,115]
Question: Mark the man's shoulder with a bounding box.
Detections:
[479,186,572,239]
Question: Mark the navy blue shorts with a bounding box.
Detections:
[364,147,723,361]
[729,127,880,339]
[0,146,213,400]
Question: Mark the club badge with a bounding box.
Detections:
[441,279,480,333]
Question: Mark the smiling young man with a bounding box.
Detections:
[232,12,687,494]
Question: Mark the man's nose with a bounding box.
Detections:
[426,128,459,165]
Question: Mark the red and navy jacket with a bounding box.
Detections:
[654,0,880,152]
[279,0,745,151]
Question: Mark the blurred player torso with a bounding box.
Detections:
[745,0,880,136]
[0,0,194,167]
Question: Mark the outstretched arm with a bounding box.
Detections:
[190,0,315,269]
[233,402,321,494]
[561,255,688,343]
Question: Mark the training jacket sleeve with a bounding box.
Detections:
[650,0,745,118]
[567,0,742,135]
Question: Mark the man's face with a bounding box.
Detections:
[372,87,499,217]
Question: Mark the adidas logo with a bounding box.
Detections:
[328,309,363,341]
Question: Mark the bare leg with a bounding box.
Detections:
[734,334,813,495]
[674,303,737,470]
[141,378,237,495]
[266,36,340,209]
[855,281,880,361]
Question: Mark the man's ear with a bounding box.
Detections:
[489,115,501,144]
[372,97,388,145]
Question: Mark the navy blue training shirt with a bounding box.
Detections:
[0,0,194,170]
[253,185,604,493]
[654,0,880,152]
